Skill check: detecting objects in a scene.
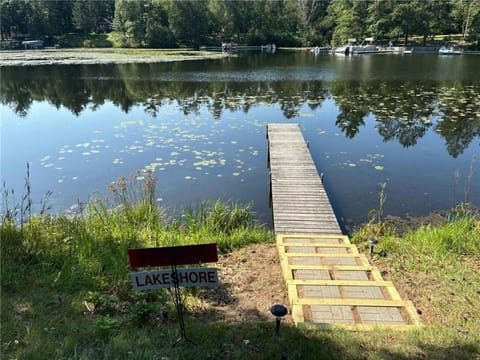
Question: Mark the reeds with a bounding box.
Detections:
[1,168,271,296]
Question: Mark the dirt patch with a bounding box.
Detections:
[384,213,447,235]
[196,243,292,324]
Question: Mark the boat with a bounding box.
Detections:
[222,42,238,52]
[350,37,378,54]
[310,46,330,55]
[333,44,350,55]
[261,44,277,53]
[350,43,378,54]
[334,37,379,55]
[439,46,463,55]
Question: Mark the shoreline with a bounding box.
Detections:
[0,48,230,66]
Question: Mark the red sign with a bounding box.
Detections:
[128,243,218,268]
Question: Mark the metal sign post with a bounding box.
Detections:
[128,243,218,347]
[171,264,191,346]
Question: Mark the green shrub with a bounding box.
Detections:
[55,33,112,48]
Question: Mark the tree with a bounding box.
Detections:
[296,0,330,45]
[72,0,97,33]
[45,1,74,36]
[207,0,233,42]
[0,0,24,39]
[25,0,49,37]
[391,0,418,46]
[168,0,210,47]
[73,0,114,34]
[259,0,299,45]
[326,0,368,46]
[452,0,480,39]
[413,0,452,46]
[224,0,257,42]
[113,0,146,46]
[144,0,175,47]
[367,0,396,43]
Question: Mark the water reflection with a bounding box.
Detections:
[2,55,480,229]
[1,64,479,157]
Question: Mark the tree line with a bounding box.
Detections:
[1,0,480,48]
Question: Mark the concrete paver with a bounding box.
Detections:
[357,306,405,324]
[324,256,358,266]
[290,256,323,266]
[287,246,316,253]
[334,270,369,281]
[302,285,341,298]
[317,247,349,254]
[294,269,331,280]
[343,286,384,299]
[310,305,354,324]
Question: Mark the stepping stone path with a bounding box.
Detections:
[277,234,421,329]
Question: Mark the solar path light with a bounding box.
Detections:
[270,304,288,336]
[368,238,378,255]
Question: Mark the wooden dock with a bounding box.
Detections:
[267,124,420,329]
[267,123,341,235]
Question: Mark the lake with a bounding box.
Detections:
[1,51,479,231]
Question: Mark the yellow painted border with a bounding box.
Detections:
[291,303,305,324]
[293,298,411,306]
[281,253,366,258]
[288,265,374,271]
[280,243,357,249]
[297,321,419,331]
[287,279,394,287]
[277,234,351,244]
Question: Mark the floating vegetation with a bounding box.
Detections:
[117,120,144,128]
[299,112,314,118]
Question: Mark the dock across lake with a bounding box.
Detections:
[267,123,420,329]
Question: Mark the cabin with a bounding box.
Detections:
[22,40,44,49]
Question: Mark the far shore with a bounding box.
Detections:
[0,48,231,66]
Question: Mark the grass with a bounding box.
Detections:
[351,203,480,359]
[1,174,480,359]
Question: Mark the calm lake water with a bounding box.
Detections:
[1,51,479,231]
